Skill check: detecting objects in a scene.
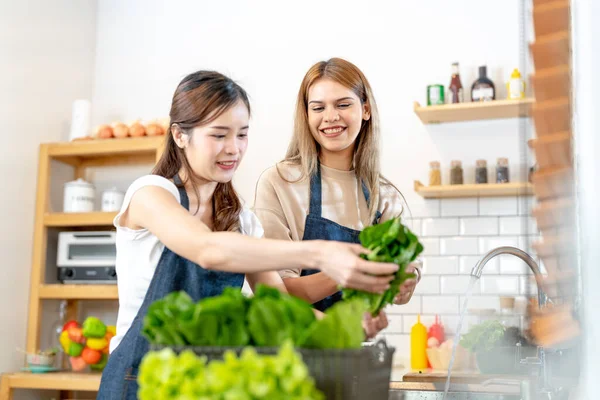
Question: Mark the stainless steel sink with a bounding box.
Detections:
[388,382,521,400]
[389,391,520,399]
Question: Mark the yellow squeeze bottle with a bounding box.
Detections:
[506,68,526,99]
[410,315,428,371]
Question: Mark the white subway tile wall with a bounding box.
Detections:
[441,237,479,255]
[441,198,478,217]
[420,238,441,256]
[381,196,537,363]
[479,197,518,216]
[460,217,499,236]
[410,200,441,218]
[479,236,519,253]
[414,276,441,295]
[422,296,459,314]
[422,218,459,237]
[423,256,459,275]
[499,216,538,235]
[441,276,481,294]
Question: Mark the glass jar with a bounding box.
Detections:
[450,160,464,185]
[475,159,488,184]
[496,157,510,183]
[429,161,442,186]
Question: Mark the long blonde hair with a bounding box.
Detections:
[282,57,400,222]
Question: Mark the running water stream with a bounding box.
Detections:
[442,275,479,400]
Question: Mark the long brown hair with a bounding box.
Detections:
[153,70,250,233]
[283,57,403,222]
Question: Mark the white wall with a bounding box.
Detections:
[0,0,97,379]
[92,0,535,207]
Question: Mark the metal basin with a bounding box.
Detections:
[389,391,520,399]
[388,382,521,400]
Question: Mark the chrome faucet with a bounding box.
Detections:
[472,247,563,399]
[470,246,548,308]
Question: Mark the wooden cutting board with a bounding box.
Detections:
[402,371,521,384]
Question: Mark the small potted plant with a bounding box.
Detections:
[460,320,536,375]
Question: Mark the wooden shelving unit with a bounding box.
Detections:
[414,180,534,199]
[38,284,119,300]
[413,98,534,124]
[0,372,101,394]
[43,212,118,227]
[0,136,165,399]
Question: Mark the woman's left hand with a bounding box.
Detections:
[393,261,421,305]
[363,310,389,339]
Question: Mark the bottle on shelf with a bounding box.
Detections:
[49,300,68,369]
[411,315,428,371]
[496,157,510,183]
[429,161,442,186]
[450,160,464,185]
[448,62,464,104]
[506,68,526,100]
[471,65,496,102]
[475,159,489,184]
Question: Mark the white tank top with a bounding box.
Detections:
[109,175,264,352]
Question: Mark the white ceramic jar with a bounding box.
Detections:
[63,179,95,212]
[101,187,125,212]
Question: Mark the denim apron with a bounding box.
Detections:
[300,163,382,312]
[97,176,245,399]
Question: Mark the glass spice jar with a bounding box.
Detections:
[496,157,510,183]
[429,161,442,186]
[450,160,464,185]
[475,159,488,184]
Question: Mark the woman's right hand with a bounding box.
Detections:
[313,240,398,293]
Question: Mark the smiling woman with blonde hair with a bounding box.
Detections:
[254,57,421,337]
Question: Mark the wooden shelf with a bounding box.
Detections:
[39,284,118,300]
[1,372,101,392]
[414,180,534,199]
[44,212,117,227]
[45,136,165,167]
[413,99,534,124]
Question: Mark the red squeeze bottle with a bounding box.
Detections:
[428,315,446,344]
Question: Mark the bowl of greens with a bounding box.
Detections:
[460,320,536,375]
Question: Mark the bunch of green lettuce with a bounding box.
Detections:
[138,340,325,400]
[459,319,506,353]
[142,284,368,349]
[142,287,250,346]
[342,217,424,316]
[247,285,316,346]
[298,298,368,349]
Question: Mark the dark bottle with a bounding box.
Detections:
[471,66,496,102]
[448,62,464,104]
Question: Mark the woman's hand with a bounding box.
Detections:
[393,262,421,305]
[313,241,398,293]
[363,311,389,340]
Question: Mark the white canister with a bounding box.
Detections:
[102,187,125,212]
[63,179,95,212]
[69,99,92,141]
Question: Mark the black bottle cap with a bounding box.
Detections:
[479,66,487,77]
